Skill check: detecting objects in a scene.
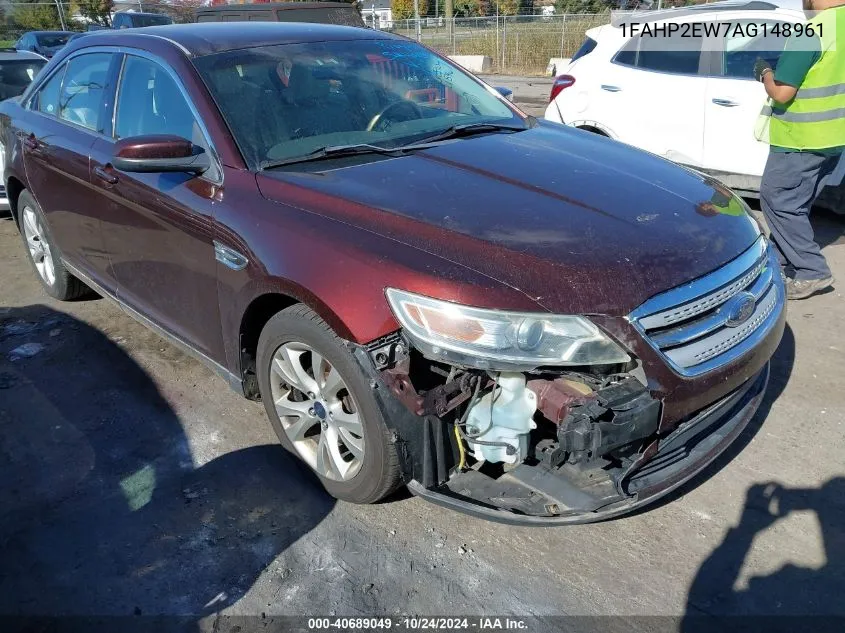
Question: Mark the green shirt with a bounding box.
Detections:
[771,32,843,155]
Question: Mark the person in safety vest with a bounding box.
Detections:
[753,0,845,300]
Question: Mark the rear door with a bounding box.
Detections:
[702,16,796,186]
[21,52,118,287]
[616,21,709,165]
[580,20,708,167]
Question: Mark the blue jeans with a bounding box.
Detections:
[760,150,840,280]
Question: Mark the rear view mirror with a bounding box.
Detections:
[111,134,210,174]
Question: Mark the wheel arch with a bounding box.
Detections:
[6,175,26,227]
[570,120,616,138]
[575,124,611,137]
[235,287,358,399]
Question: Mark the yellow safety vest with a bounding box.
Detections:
[756,6,845,150]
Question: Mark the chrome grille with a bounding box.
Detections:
[629,237,784,376]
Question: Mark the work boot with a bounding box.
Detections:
[785,276,834,300]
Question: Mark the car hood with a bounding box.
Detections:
[257,122,761,316]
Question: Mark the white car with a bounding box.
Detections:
[0,48,47,210]
[544,1,806,196]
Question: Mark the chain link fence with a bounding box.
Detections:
[386,14,611,75]
[0,10,611,75]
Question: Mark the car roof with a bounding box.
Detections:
[0,48,46,61]
[27,30,74,36]
[118,11,169,17]
[86,22,394,58]
[610,0,803,26]
[197,1,358,11]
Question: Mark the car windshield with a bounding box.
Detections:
[194,38,526,168]
[0,59,46,99]
[36,33,70,47]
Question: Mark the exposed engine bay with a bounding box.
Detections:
[361,332,673,520]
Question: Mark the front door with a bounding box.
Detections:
[90,53,225,362]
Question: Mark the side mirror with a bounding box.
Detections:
[494,86,514,102]
[112,135,210,174]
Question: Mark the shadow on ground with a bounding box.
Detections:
[683,476,845,633]
[812,208,845,250]
[682,323,845,628]
[0,305,333,618]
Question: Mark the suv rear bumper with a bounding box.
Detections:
[406,363,769,525]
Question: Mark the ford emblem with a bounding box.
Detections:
[724,292,756,328]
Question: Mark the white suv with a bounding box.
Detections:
[544,1,805,196]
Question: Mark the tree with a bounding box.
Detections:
[392,0,430,21]
[554,0,612,13]
[73,0,114,26]
[453,0,483,16]
[13,4,63,31]
[151,0,206,24]
[494,0,520,14]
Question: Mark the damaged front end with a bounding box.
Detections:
[350,288,771,525]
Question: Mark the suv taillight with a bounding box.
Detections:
[549,75,575,103]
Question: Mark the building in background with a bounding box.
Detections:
[359,0,392,29]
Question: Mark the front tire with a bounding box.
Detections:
[17,190,90,300]
[257,304,401,504]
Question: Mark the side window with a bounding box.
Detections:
[616,27,704,75]
[114,56,199,143]
[59,53,111,131]
[35,66,65,115]
[723,21,790,79]
[113,14,127,28]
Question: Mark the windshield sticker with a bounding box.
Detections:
[431,62,454,88]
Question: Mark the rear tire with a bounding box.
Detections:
[17,190,90,301]
[257,304,401,504]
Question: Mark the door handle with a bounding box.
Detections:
[712,98,740,107]
[94,165,119,185]
[23,133,39,151]
[601,85,622,92]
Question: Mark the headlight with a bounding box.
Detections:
[385,288,630,370]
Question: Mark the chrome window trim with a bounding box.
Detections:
[25,44,222,185]
[25,54,115,140]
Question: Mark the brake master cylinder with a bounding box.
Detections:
[466,373,537,464]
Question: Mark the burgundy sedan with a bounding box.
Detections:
[1,23,785,523]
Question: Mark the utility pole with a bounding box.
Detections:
[445,0,452,38]
[54,0,67,30]
[413,0,421,40]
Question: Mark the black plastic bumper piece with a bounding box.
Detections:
[408,363,770,526]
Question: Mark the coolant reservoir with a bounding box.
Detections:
[466,373,537,465]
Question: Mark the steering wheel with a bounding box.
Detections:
[366,100,423,132]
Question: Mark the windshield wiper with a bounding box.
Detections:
[413,122,526,145]
[260,143,409,169]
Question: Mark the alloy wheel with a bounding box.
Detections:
[22,206,55,287]
[269,341,365,481]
